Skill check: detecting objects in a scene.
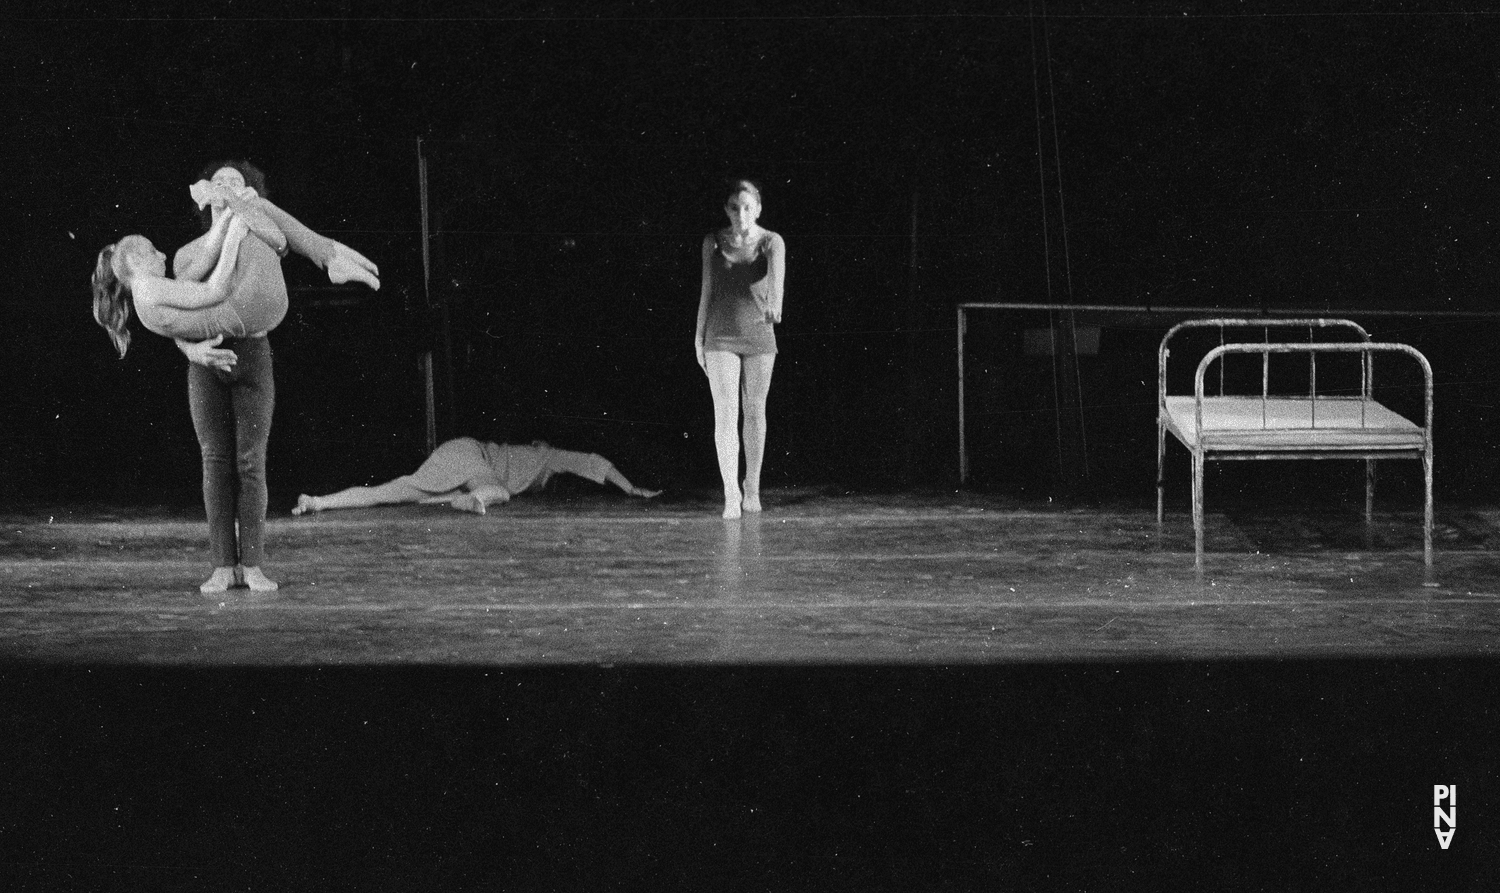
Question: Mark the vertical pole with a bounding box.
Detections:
[957,305,967,484]
[902,181,920,485]
[418,138,436,454]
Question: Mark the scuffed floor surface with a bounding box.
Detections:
[3,490,1499,664]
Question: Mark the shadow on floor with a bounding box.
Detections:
[2,660,1496,890]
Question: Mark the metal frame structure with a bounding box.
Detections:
[956,303,1498,487]
[1156,318,1433,567]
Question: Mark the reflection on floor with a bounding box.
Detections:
[5,491,1499,886]
[3,490,1498,664]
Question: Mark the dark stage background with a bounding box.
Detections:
[8,4,1500,887]
[8,1,1500,507]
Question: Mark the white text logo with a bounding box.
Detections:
[1434,785,1456,850]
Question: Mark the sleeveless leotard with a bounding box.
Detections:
[704,231,781,355]
[150,199,339,341]
[140,234,288,340]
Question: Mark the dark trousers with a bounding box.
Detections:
[187,336,275,567]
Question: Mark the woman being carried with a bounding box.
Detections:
[93,210,255,349]
[292,438,660,516]
[92,179,380,351]
[91,160,380,594]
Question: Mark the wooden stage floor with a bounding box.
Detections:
[2,490,1499,664]
[4,491,1499,887]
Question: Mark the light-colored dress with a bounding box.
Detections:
[408,438,612,495]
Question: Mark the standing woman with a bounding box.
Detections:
[694,179,785,519]
[173,159,379,593]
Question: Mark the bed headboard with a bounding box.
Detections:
[1159,317,1373,404]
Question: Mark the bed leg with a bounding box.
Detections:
[1156,420,1166,525]
[1424,449,1434,568]
[1192,450,1204,569]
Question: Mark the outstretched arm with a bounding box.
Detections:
[137,215,249,312]
[605,465,660,498]
[761,232,785,323]
[694,234,714,370]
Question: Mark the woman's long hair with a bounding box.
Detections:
[91,242,132,358]
[196,159,269,232]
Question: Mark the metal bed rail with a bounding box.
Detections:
[1158,318,1374,420]
[1156,318,1376,525]
[1157,331,1434,569]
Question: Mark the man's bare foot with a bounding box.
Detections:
[199,566,236,594]
[292,494,321,516]
[239,566,279,592]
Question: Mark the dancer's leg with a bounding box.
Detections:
[739,353,776,513]
[295,476,432,513]
[230,338,275,590]
[704,351,744,518]
[187,358,238,590]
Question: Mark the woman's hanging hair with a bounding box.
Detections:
[196,159,269,231]
[91,242,132,358]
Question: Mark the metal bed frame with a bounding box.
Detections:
[1156,318,1433,567]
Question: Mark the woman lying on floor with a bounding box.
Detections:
[293,437,660,516]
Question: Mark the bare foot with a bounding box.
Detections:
[450,493,487,515]
[239,566,279,592]
[633,487,662,498]
[199,566,236,594]
[742,493,762,513]
[292,494,321,516]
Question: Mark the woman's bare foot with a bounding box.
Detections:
[722,488,742,519]
[632,486,662,498]
[292,494,321,516]
[450,493,487,515]
[239,566,279,592]
[199,566,236,594]
[742,481,762,513]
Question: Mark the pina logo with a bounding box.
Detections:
[1434,785,1456,850]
